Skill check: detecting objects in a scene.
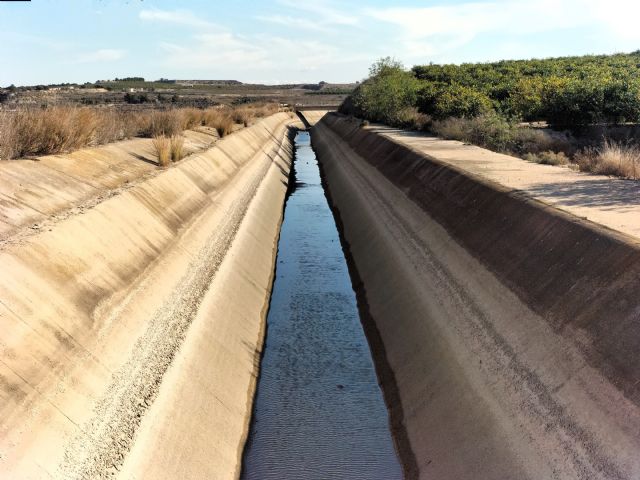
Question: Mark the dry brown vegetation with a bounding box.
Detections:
[523,151,570,166]
[145,110,183,137]
[202,109,234,137]
[152,135,171,167]
[432,115,573,156]
[575,140,640,179]
[0,103,279,161]
[432,116,640,179]
[170,135,184,162]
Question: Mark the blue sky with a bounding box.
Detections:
[2,0,640,86]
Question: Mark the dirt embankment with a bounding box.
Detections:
[310,112,640,480]
[0,113,299,479]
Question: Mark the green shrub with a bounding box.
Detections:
[411,51,640,125]
[431,85,493,119]
[340,57,419,125]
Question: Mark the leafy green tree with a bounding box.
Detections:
[507,77,545,120]
[342,57,419,124]
[430,85,493,119]
[344,51,640,127]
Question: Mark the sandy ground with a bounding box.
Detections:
[375,127,640,241]
[311,115,640,479]
[0,113,297,479]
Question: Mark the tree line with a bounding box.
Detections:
[342,52,640,127]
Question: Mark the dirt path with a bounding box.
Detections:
[374,127,640,241]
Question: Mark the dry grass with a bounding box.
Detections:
[231,103,279,127]
[203,109,234,137]
[180,108,204,130]
[432,115,573,156]
[232,107,253,127]
[145,110,183,137]
[170,135,185,162]
[152,135,171,167]
[524,151,570,166]
[0,107,151,159]
[0,103,279,160]
[2,107,95,158]
[395,107,432,131]
[94,110,149,145]
[575,140,640,179]
[0,111,17,160]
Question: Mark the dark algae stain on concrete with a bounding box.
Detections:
[241,131,402,480]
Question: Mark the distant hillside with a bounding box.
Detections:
[175,80,243,86]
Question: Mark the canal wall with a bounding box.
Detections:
[310,112,640,479]
[0,113,298,479]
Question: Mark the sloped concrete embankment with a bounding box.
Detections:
[310,113,640,480]
[0,113,296,479]
[0,128,219,241]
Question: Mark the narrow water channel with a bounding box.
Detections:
[241,131,402,479]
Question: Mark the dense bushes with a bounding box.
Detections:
[345,52,640,127]
[124,92,151,104]
[418,84,493,119]
[341,57,420,125]
[411,52,640,125]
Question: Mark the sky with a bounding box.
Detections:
[2,0,640,86]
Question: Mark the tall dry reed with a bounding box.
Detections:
[170,135,185,162]
[575,140,640,179]
[202,109,234,137]
[152,135,171,167]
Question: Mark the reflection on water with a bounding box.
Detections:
[241,131,402,480]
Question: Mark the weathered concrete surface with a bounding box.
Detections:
[0,127,218,242]
[310,112,640,480]
[375,125,640,240]
[0,113,297,479]
[297,110,330,126]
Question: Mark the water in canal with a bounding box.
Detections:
[241,131,403,480]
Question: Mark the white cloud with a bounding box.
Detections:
[256,0,358,32]
[156,28,368,83]
[160,32,270,69]
[73,49,125,64]
[255,14,330,32]
[277,0,359,26]
[136,5,368,82]
[139,9,217,29]
[367,0,640,59]
[160,32,339,71]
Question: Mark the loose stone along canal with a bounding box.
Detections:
[241,131,402,479]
